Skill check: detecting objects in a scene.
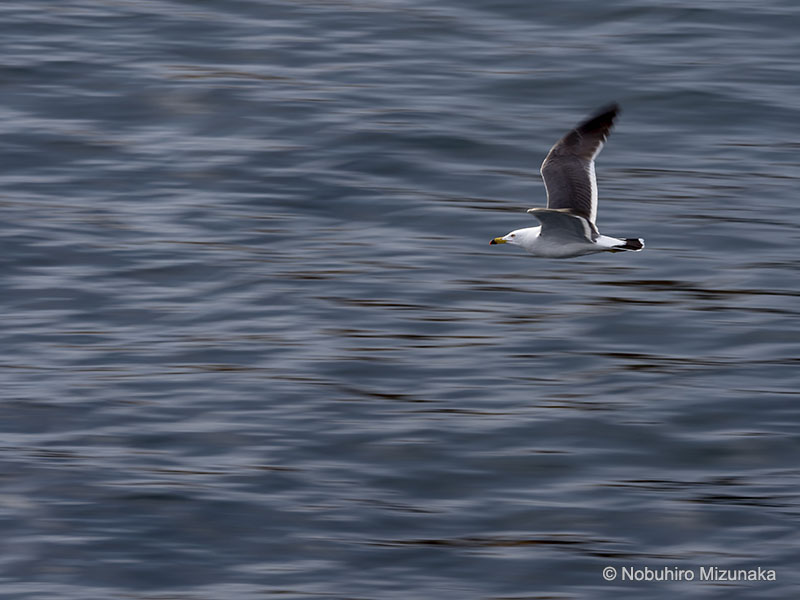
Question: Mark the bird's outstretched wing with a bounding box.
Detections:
[540,104,619,224]
[528,208,598,243]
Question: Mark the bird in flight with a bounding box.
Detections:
[490,104,643,258]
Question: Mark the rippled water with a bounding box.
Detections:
[2,1,799,598]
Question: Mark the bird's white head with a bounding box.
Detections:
[490,228,535,246]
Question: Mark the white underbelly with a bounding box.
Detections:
[526,239,604,258]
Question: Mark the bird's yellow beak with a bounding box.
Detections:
[490,237,506,245]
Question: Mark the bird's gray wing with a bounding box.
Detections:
[528,208,598,243]
[540,104,619,225]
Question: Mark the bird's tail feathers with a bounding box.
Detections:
[608,238,645,253]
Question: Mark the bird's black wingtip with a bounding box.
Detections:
[575,103,621,136]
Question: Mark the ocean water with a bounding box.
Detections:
[1,1,799,598]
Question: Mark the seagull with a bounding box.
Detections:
[490,103,644,258]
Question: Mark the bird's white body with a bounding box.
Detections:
[500,226,629,258]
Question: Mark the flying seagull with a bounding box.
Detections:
[490,104,643,258]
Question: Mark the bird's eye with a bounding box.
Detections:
[510,234,516,237]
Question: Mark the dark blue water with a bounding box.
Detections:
[2,1,799,598]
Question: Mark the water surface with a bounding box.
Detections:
[1,1,799,598]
